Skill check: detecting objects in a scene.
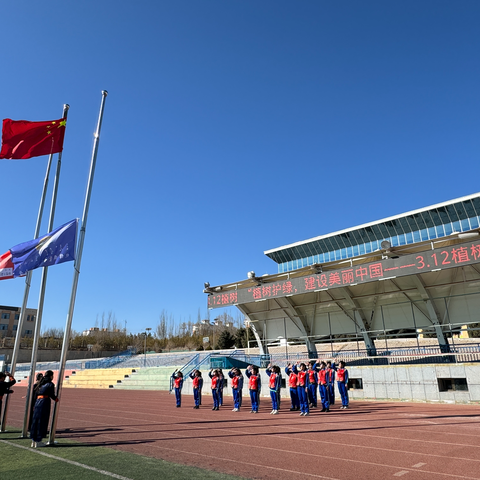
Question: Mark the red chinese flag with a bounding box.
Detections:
[0,118,66,159]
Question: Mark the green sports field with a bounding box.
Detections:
[0,429,247,480]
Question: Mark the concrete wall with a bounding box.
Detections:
[347,363,480,404]
[0,348,118,364]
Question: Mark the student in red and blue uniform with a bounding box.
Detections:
[190,369,202,409]
[228,368,242,412]
[307,361,318,408]
[266,364,281,414]
[245,365,260,413]
[326,361,335,406]
[317,361,330,412]
[171,370,183,407]
[336,361,349,409]
[285,363,300,411]
[293,362,310,416]
[209,369,221,410]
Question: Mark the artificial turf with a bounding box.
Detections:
[0,429,248,480]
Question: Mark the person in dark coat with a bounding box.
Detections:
[30,370,58,448]
[28,373,44,431]
[0,371,16,414]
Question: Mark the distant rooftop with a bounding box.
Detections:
[265,192,480,272]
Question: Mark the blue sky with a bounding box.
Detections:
[1,1,480,335]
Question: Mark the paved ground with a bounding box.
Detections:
[4,386,480,479]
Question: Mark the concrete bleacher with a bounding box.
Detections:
[113,366,180,391]
[63,367,137,389]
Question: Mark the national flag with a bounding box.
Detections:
[0,118,67,159]
[0,251,14,280]
[0,219,78,280]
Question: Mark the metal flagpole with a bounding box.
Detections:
[21,105,70,437]
[48,91,108,445]
[0,104,69,434]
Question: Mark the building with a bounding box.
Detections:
[205,192,480,357]
[0,305,37,338]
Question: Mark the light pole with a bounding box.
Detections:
[213,318,220,350]
[144,327,151,367]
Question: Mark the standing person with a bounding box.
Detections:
[307,361,318,408]
[28,373,44,431]
[190,370,202,409]
[209,369,221,410]
[336,361,349,409]
[293,362,310,416]
[326,361,336,406]
[0,371,16,415]
[30,370,58,448]
[318,361,330,412]
[229,368,241,412]
[218,369,225,406]
[245,365,260,413]
[266,364,281,414]
[285,363,299,411]
[171,370,183,408]
[237,368,244,408]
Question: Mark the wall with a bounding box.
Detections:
[347,363,480,404]
[0,348,119,364]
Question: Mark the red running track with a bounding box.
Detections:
[5,386,480,480]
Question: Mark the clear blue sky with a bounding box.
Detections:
[1,1,480,335]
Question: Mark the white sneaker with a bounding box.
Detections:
[35,442,46,448]
[31,441,35,448]
[299,412,304,416]
[272,410,278,415]
[304,412,310,416]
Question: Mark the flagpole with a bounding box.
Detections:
[20,104,70,437]
[0,104,69,433]
[48,91,108,445]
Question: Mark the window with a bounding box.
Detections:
[1,313,10,320]
[0,325,7,330]
[14,314,19,320]
[348,378,363,390]
[438,378,468,392]
[24,329,33,335]
[12,325,17,331]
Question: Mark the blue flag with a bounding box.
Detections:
[8,219,78,277]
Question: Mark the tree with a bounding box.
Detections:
[216,330,235,349]
[234,327,257,348]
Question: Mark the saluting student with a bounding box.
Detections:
[190,370,203,409]
[336,361,349,409]
[307,361,318,408]
[317,361,330,412]
[218,369,225,406]
[245,365,260,413]
[266,364,281,414]
[209,369,221,410]
[326,361,335,406]
[171,370,184,407]
[228,368,241,411]
[285,363,300,411]
[293,362,310,416]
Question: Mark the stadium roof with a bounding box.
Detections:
[264,192,480,268]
